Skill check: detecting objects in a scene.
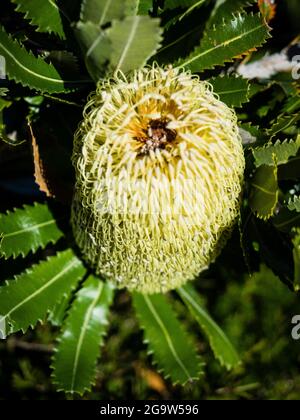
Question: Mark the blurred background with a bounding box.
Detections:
[0,0,300,400]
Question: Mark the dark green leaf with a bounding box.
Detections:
[178,284,241,370]
[210,75,250,107]
[0,203,64,259]
[52,276,114,394]
[292,230,300,292]
[268,114,300,137]
[177,13,271,73]
[272,207,300,233]
[0,26,89,93]
[249,163,279,220]
[209,0,256,25]
[0,249,86,335]
[252,136,300,167]
[133,293,204,385]
[11,0,66,38]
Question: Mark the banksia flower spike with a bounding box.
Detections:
[71,65,245,294]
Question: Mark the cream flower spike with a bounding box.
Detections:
[71,65,245,294]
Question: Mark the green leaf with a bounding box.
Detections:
[74,21,110,81]
[0,249,86,335]
[137,0,153,14]
[76,16,162,80]
[210,75,250,107]
[177,13,271,73]
[80,0,148,25]
[52,276,114,394]
[268,114,300,137]
[0,26,89,93]
[288,196,300,213]
[11,0,65,38]
[107,15,163,74]
[252,136,300,167]
[164,0,206,11]
[209,0,256,25]
[292,229,300,292]
[278,156,300,180]
[0,203,64,259]
[249,162,279,220]
[177,284,240,370]
[133,293,204,385]
[48,294,70,327]
[272,207,300,233]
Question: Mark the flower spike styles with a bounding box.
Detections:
[71,65,245,293]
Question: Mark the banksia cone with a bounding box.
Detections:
[71,65,245,294]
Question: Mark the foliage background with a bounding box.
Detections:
[0,0,300,400]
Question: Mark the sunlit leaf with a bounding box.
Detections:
[0,249,86,335]
[177,13,271,73]
[0,203,64,259]
[0,26,89,93]
[178,284,240,369]
[133,293,204,385]
[11,0,66,38]
[252,135,300,167]
[52,276,114,394]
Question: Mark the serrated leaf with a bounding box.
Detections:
[164,0,206,11]
[177,284,240,370]
[77,15,162,80]
[0,26,89,93]
[80,0,148,25]
[48,294,71,327]
[268,114,300,137]
[52,276,114,394]
[0,249,86,335]
[282,96,300,114]
[137,0,153,14]
[133,293,204,385]
[252,136,300,167]
[272,207,300,233]
[74,21,110,81]
[292,229,300,292]
[210,75,250,107]
[177,13,271,73]
[288,196,300,213]
[209,0,256,25]
[278,156,300,180]
[249,162,279,220]
[108,15,163,74]
[11,0,65,38]
[0,203,64,259]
